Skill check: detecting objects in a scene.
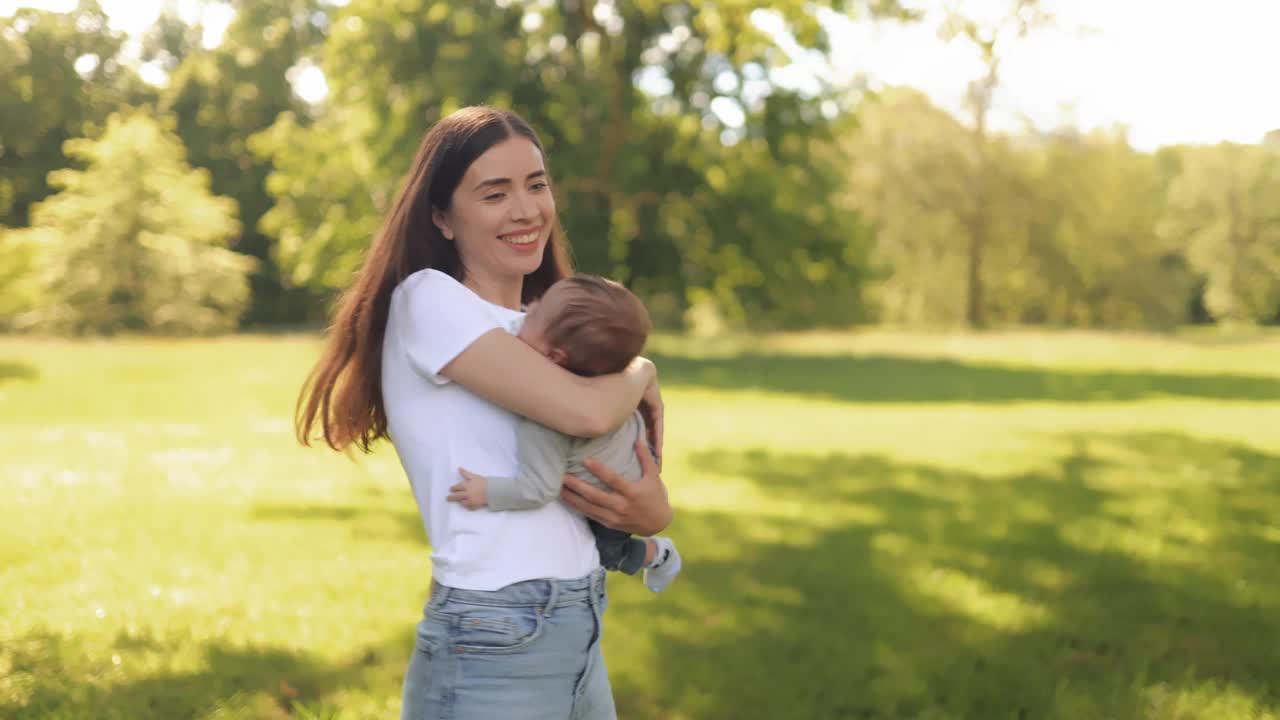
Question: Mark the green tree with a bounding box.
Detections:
[0,1,151,226]
[0,227,41,327]
[938,0,1052,327]
[255,1,909,329]
[844,88,975,324]
[13,112,253,334]
[1161,143,1280,324]
[155,0,329,325]
[1015,130,1188,327]
[847,90,1187,328]
[846,88,1034,326]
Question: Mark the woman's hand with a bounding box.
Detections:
[560,437,673,536]
[637,363,663,464]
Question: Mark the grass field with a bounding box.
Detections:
[2,330,1279,719]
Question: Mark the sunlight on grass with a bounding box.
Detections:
[905,565,1052,632]
[1144,681,1280,720]
[2,332,1279,719]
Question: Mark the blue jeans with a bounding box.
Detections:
[401,568,616,720]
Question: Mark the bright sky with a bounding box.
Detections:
[821,0,1280,150]
[4,0,1277,151]
[5,0,236,45]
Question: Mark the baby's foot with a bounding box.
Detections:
[643,537,682,593]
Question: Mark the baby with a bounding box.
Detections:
[447,274,682,592]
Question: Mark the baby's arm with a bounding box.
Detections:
[474,419,574,511]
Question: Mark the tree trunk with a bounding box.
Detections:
[966,214,986,328]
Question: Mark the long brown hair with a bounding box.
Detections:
[296,106,573,451]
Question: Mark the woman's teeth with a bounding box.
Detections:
[502,229,540,245]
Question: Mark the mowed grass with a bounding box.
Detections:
[2,329,1279,719]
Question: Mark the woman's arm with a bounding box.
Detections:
[441,328,657,438]
[560,436,673,536]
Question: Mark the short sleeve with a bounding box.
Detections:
[400,270,504,385]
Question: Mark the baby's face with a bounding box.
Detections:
[518,282,570,358]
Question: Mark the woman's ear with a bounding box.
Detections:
[432,207,454,240]
[547,347,569,366]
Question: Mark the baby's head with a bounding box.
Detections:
[519,275,651,377]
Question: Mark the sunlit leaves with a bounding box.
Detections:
[12,112,253,334]
[1162,143,1280,324]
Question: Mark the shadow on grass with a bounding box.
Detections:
[648,351,1280,404]
[0,361,38,384]
[13,435,1277,718]
[611,433,1280,719]
[252,503,427,545]
[1,631,384,720]
[3,504,426,717]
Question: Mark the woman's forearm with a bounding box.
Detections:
[576,357,653,437]
[441,329,651,437]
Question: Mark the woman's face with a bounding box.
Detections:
[433,137,556,287]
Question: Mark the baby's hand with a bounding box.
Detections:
[447,469,488,510]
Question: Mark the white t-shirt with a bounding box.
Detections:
[381,268,600,591]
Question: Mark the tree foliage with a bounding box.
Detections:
[255,0,908,329]
[3,1,1278,333]
[847,90,1194,328]
[1161,143,1280,324]
[155,0,330,324]
[0,1,150,226]
[13,112,252,334]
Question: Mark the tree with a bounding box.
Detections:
[13,112,253,334]
[0,227,41,327]
[155,0,329,325]
[1161,143,1280,324]
[938,0,1052,327]
[255,1,911,329]
[844,88,976,324]
[1015,130,1188,327]
[846,90,1188,328]
[0,1,152,227]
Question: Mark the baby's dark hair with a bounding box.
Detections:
[543,275,651,377]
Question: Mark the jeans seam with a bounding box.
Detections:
[572,576,606,706]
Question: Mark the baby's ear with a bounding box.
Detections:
[547,347,569,366]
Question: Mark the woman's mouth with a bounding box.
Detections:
[500,226,543,249]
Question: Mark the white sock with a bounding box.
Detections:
[643,537,682,593]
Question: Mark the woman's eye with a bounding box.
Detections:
[484,192,506,201]
[530,182,548,192]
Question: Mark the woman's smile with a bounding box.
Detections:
[499,225,544,251]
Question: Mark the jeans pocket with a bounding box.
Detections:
[448,604,544,654]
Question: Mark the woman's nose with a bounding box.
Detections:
[510,190,536,220]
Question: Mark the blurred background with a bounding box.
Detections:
[3,0,1278,333]
[2,1,1279,719]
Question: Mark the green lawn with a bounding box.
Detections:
[2,330,1279,719]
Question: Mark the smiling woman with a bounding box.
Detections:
[429,139,557,307]
[293,106,674,720]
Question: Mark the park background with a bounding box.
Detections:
[2,0,1279,718]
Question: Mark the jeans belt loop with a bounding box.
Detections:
[543,578,560,616]
[428,580,450,611]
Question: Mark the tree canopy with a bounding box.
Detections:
[11,112,252,334]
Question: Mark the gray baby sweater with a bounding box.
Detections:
[484,411,645,511]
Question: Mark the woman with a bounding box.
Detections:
[295,106,673,720]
